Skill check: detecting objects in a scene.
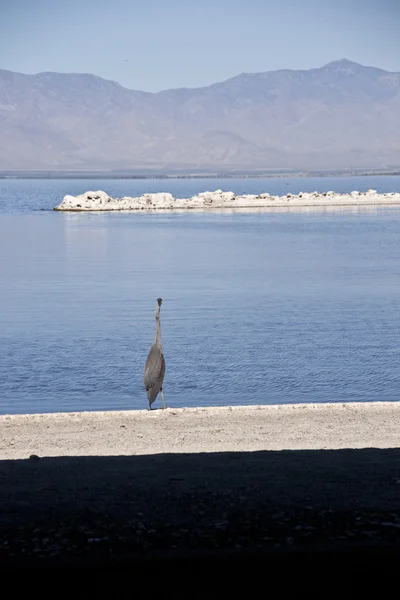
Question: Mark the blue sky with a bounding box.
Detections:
[1,0,399,91]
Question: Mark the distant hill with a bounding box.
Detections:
[0,59,399,171]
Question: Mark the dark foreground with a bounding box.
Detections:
[3,543,400,597]
[1,448,400,595]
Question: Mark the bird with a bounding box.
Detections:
[144,297,166,410]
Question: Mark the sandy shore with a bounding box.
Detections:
[1,402,400,563]
[2,402,400,460]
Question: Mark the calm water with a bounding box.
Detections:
[1,176,400,414]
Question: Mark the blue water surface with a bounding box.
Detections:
[1,175,400,413]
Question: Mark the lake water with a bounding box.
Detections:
[1,175,400,414]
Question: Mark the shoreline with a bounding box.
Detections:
[2,401,400,459]
[54,188,400,211]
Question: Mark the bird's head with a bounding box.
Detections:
[157,297,162,307]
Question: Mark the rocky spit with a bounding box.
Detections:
[54,188,400,211]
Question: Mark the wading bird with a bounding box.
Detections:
[144,298,166,410]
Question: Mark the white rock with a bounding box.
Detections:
[62,194,78,204]
[236,195,258,203]
[192,190,235,205]
[142,193,174,208]
[85,190,112,203]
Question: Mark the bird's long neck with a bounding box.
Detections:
[154,305,161,345]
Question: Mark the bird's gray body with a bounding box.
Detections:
[144,342,165,406]
[144,298,166,409]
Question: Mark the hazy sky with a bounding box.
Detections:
[1,0,399,91]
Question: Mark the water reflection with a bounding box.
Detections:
[73,204,389,216]
[64,214,109,262]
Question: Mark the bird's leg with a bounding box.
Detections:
[148,402,152,411]
[160,390,166,410]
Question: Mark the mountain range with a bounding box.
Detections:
[0,59,399,171]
